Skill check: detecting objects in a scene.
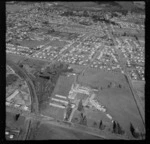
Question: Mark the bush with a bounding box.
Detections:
[6,74,18,86]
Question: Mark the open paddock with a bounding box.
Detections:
[77,67,145,136]
[78,68,129,90]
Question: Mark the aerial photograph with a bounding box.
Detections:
[6,1,145,140]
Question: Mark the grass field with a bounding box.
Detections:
[132,80,145,105]
[77,67,145,136]
[132,80,145,95]
[22,58,47,70]
[6,54,48,68]
[32,122,102,140]
[78,67,129,90]
[6,4,30,12]
[70,64,87,73]
[47,39,69,47]
[116,1,143,11]
[16,39,51,48]
[57,2,101,8]
[41,105,65,121]
[6,54,26,64]
[52,75,75,97]
[6,112,26,130]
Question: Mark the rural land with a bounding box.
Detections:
[6,1,145,140]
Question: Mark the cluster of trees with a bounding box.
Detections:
[130,123,145,139]
[92,120,125,135]
[112,121,125,135]
[77,100,87,125]
[112,121,145,139]
[99,82,122,90]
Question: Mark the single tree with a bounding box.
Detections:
[99,120,105,130]
[93,121,97,128]
[78,99,84,112]
[82,115,87,126]
[130,122,135,134]
[15,114,20,121]
[109,82,112,88]
[112,121,117,133]
[99,120,102,128]
[65,103,72,121]
[116,122,125,135]
[133,128,141,139]
[130,123,140,138]
[80,112,84,119]
[118,84,122,88]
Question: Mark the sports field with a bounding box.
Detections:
[41,75,75,119]
[52,75,75,97]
